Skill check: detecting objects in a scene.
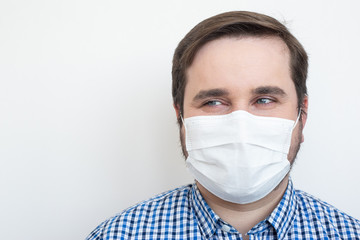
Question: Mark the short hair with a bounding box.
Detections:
[172,11,308,125]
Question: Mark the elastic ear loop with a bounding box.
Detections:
[180,114,190,152]
[292,109,302,130]
[180,114,187,131]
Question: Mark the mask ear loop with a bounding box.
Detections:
[180,113,190,153]
[180,113,187,132]
[292,109,302,130]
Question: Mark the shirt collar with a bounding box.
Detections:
[190,178,297,239]
[190,183,219,238]
[266,178,297,239]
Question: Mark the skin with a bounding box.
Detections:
[174,36,308,238]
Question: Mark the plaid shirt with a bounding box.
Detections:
[86,180,360,239]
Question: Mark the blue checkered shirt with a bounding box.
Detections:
[86,180,360,239]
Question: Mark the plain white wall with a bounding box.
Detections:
[0,0,359,239]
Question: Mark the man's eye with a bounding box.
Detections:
[256,98,273,104]
[205,100,222,106]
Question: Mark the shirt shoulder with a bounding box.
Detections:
[86,184,195,240]
[294,189,360,238]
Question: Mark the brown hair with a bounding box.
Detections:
[172,11,308,125]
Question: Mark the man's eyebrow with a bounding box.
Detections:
[252,86,287,96]
[193,88,230,101]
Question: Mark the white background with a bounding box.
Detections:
[0,1,359,239]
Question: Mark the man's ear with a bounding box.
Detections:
[173,104,181,119]
[300,95,309,142]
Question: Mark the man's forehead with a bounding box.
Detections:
[186,37,291,84]
[189,35,290,66]
[185,36,291,83]
[181,35,297,106]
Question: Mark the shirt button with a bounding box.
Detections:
[221,224,231,232]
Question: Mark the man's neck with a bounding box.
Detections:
[196,175,289,236]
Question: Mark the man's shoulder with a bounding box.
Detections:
[118,183,193,221]
[86,184,194,240]
[293,188,360,237]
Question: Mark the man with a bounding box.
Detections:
[87,11,360,239]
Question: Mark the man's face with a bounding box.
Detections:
[179,36,307,163]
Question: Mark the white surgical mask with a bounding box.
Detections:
[183,110,300,204]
